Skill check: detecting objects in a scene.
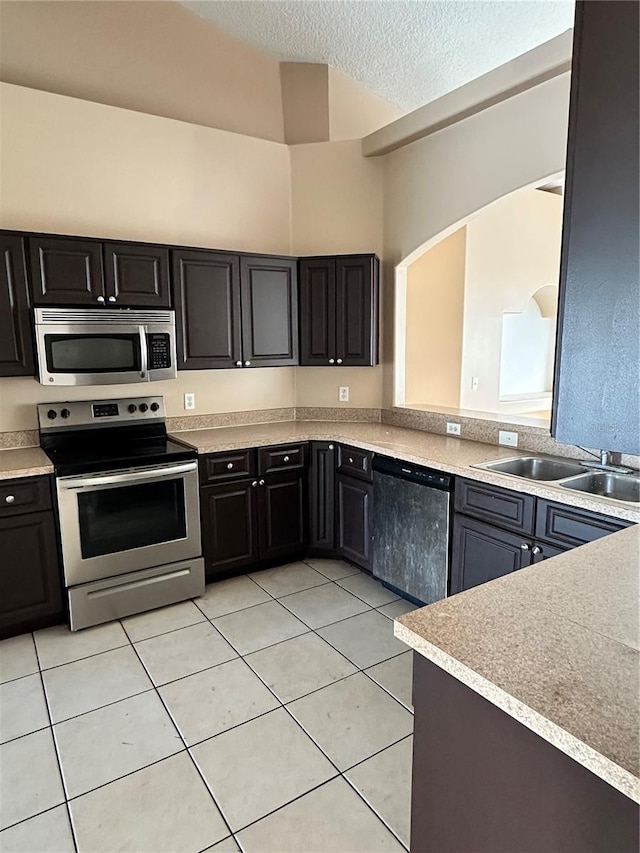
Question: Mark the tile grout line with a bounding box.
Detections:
[30,632,79,853]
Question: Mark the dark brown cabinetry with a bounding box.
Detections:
[336,471,373,571]
[200,444,307,580]
[0,234,34,377]
[299,254,379,366]
[0,476,64,640]
[103,242,170,307]
[29,236,104,305]
[309,441,337,554]
[552,1,640,454]
[451,478,631,595]
[28,234,171,308]
[172,250,297,370]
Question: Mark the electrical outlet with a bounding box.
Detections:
[184,393,195,411]
[339,386,350,402]
[471,376,479,391]
[498,430,518,447]
[446,422,461,436]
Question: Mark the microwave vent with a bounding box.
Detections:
[34,308,174,325]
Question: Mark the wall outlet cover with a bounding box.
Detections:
[498,430,519,447]
[184,393,196,410]
[471,376,479,391]
[446,422,461,436]
[339,386,350,402]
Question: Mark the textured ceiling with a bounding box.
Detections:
[182,0,575,111]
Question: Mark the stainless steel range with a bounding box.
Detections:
[39,396,204,630]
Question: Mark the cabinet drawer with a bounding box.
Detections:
[0,476,52,518]
[258,443,307,475]
[535,499,632,549]
[337,445,373,482]
[199,450,255,484]
[455,478,535,535]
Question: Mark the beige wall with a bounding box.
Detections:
[0,1,285,142]
[405,228,466,408]
[328,68,403,141]
[383,73,571,408]
[459,189,563,413]
[290,141,385,408]
[0,82,294,432]
[281,64,329,144]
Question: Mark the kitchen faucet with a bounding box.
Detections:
[580,449,634,474]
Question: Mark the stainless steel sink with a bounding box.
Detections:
[479,456,586,481]
[559,472,640,503]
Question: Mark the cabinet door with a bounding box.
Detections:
[0,234,34,377]
[104,242,170,307]
[258,471,307,562]
[309,442,336,553]
[240,256,298,367]
[299,258,336,366]
[201,480,258,580]
[336,474,373,570]
[0,511,64,640]
[29,236,104,305]
[552,1,640,454]
[450,515,532,595]
[172,250,242,369]
[335,255,379,366]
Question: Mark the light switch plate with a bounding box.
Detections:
[498,430,518,447]
[446,422,461,436]
[184,393,195,410]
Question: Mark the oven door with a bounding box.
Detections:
[56,461,201,586]
[37,322,149,386]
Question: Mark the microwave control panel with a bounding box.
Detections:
[148,334,172,370]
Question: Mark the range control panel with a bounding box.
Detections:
[38,396,166,431]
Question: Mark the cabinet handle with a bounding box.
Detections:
[244,360,251,367]
[108,296,116,303]
[5,495,15,504]
[283,455,290,463]
[532,546,542,555]
[520,543,530,551]
[97,296,105,303]
[251,480,258,487]
[235,361,242,367]
[328,444,334,450]
[259,479,265,486]
[348,457,354,464]
[227,463,234,470]
[336,358,343,364]
[329,358,335,364]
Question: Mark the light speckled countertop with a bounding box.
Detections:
[396,525,640,803]
[171,421,640,522]
[0,446,53,481]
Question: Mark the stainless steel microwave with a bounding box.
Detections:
[34,307,177,386]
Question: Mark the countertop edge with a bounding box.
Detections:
[394,620,640,804]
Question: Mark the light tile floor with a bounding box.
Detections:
[0,559,417,853]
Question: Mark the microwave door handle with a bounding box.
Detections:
[139,325,148,379]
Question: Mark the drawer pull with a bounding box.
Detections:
[520,543,530,551]
[532,545,542,555]
[5,495,15,504]
[348,457,354,464]
[283,455,290,463]
[227,463,234,470]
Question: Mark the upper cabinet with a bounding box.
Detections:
[299,254,379,367]
[552,1,640,455]
[0,234,34,376]
[172,250,298,369]
[29,235,171,308]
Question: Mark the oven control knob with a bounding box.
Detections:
[60,408,71,419]
[139,403,149,413]
[128,404,137,413]
[150,402,160,412]
[47,409,57,420]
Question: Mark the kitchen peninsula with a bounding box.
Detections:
[396,525,639,852]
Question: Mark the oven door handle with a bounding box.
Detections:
[59,461,197,491]
[139,325,148,379]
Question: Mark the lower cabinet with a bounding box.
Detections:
[308,441,337,554]
[336,473,373,571]
[451,516,533,594]
[0,508,65,640]
[201,470,307,580]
